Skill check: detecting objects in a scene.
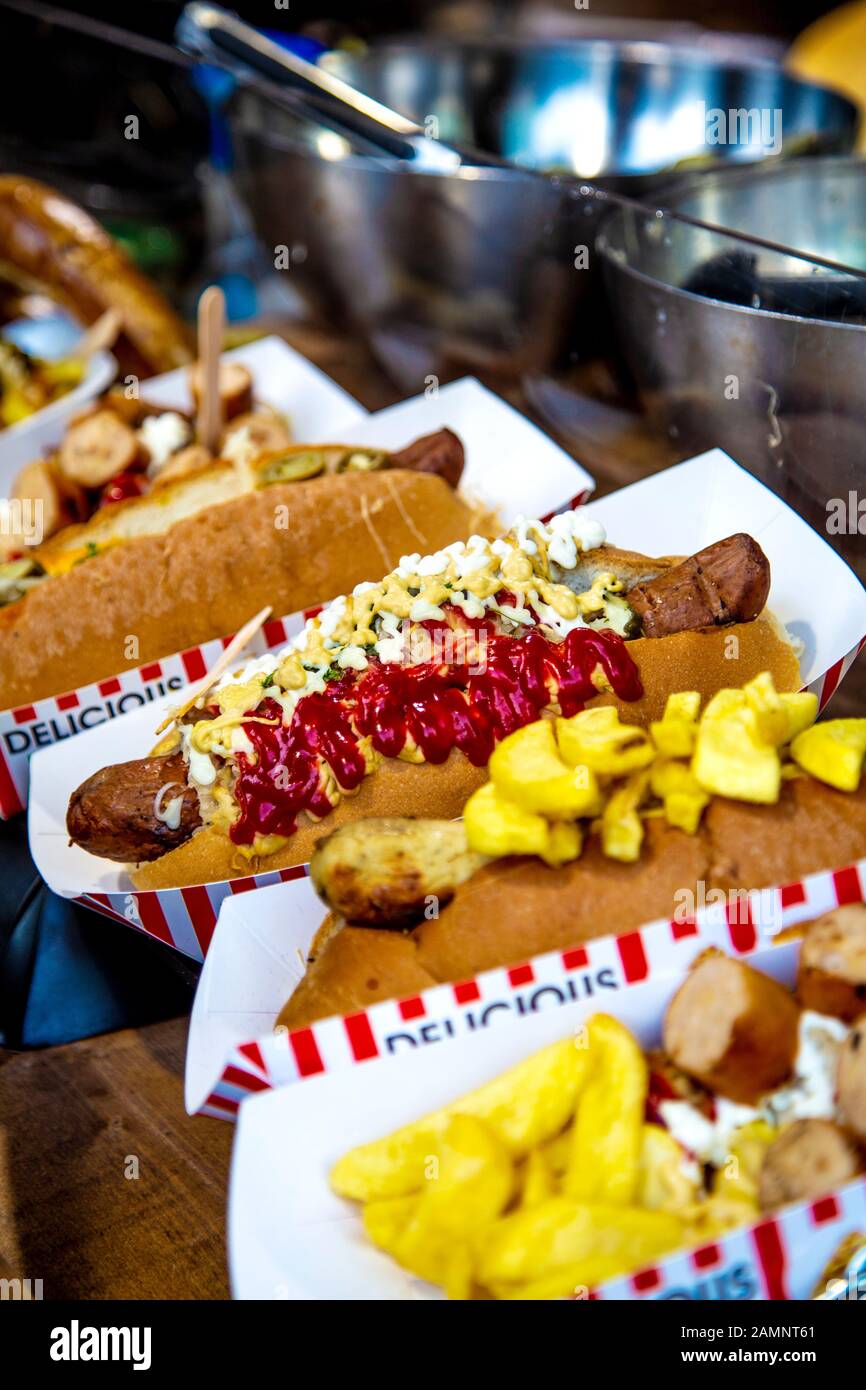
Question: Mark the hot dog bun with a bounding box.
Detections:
[0,470,474,710]
[590,613,801,726]
[0,176,191,376]
[277,778,866,1029]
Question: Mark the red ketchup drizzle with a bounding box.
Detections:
[229,612,642,845]
[645,1070,679,1126]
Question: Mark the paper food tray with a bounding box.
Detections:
[5,375,591,816]
[186,856,866,1121]
[27,448,866,954]
[0,349,116,483]
[227,932,866,1300]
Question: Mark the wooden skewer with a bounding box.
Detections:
[75,308,123,360]
[154,603,273,735]
[196,286,225,454]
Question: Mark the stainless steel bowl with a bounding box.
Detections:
[227,39,857,382]
[597,156,866,583]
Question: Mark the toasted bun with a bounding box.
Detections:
[131,614,801,890]
[276,924,438,1030]
[278,778,866,1029]
[588,614,801,725]
[0,470,473,709]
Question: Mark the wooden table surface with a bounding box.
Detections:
[1,323,863,1301]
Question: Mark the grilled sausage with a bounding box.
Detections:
[67,751,200,863]
[628,534,771,639]
[759,1119,862,1211]
[189,361,253,422]
[797,906,866,1023]
[389,428,465,491]
[59,409,144,488]
[837,1017,866,1142]
[5,459,85,558]
[310,817,487,928]
[663,953,800,1104]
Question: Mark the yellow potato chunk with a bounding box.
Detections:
[556,706,655,777]
[477,1198,682,1293]
[542,820,583,867]
[464,781,550,858]
[650,759,710,834]
[650,690,701,758]
[692,708,782,803]
[362,1116,513,1293]
[489,719,602,817]
[638,1124,701,1213]
[415,1115,514,1238]
[711,1119,775,1205]
[564,1014,648,1206]
[519,1147,556,1210]
[362,1195,419,1249]
[681,1194,759,1245]
[791,719,866,792]
[330,1039,590,1201]
[743,672,817,746]
[601,771,650,863]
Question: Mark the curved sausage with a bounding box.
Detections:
[759,1119,862,1211]
[389,428,465,491]
[310,817,485,927]
[67,751,200,863]
[11,458,84,545]
[837,1016,866,1142]
[798,905,866,1023]
[628,534,771,639]
[663,953,800,1104]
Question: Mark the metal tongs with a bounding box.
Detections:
[176,2,503,171]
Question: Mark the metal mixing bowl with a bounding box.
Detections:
[227,39,857,382]
[597,157,866,583]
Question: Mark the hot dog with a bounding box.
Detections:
[0,427,471,710]
[276,692,866,1029]
[64,524,799,887]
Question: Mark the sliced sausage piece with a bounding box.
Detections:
[59,409,143,488]
[389,428,465,490]
[310,817,486,927]
[12,458,83,543]
[151,444,214,489]
[221,409,292,463]
[798,905,866,1023]
[663,953,800,1104]
[628,534,771,639]
[66,751,200,863]
[837,1017,866,1141]
[759,1118,862,1211]
[189,361,253,421]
